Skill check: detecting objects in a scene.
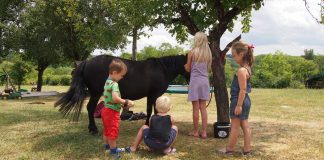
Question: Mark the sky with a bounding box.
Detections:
[93,0,324,56]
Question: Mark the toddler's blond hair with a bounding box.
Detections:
[155,96,171,113]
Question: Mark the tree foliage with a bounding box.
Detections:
[0,0,25,61]
[10,58,31,90]
[303,49,315,60]
[45,0,129,61]
[150,0,264,122]
[111,0,156,60]
[248,51,319,88]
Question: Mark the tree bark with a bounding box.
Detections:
[0,27,3,59]
[210,40,230,123]
[36,66,46,92]
[132,26,138,61]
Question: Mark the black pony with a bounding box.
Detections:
[55,54,189,134]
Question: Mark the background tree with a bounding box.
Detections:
[152,0,264,123]
[49,0,129,62]
[303,49,315,60]
[20,0,63,91]
[10,58,31,90]
[0,0,25,62]
[288,56,318,84]
[112,0,156,60]
[314,55,324,73]
[251,52,292,88]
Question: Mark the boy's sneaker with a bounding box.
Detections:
[117,148,125,153]
[110,153,121,160]
[105,148,125,152]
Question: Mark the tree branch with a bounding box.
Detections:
[303,0,323,24]
[177,2,200,35]
[209,6,241,39]
[221,34,241,63]
[221,34,241,55]
[154,16,181,26]
[214,0,225,20]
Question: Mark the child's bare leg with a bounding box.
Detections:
[103,135,109,149]
[108,139,117,149]
[190,101,200,136]
[170,125,178,145]
[163,126,178,154]
[226,118,240,151]
[199,100,207,138]
[130,125,149,151]
[240,120,252,152]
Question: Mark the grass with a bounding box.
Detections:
[0,87,324,160]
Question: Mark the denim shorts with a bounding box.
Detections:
[229,95,251,120]
[143,128,177,150]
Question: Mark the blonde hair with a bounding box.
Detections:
[109,59,127,74]
[231,41,254,67]
[192,32,212,70]
[155,96,171,113]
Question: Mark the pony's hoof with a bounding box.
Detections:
[89,129,99,135]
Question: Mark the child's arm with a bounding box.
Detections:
[111,83,134,108]
[112,92,127,104]
[184,51,193,72]
[234,68,249,115]
[112,92,135,108]
[170,116,175,125]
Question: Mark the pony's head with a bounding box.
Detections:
[175,54,190,84]
[156,54,190,84]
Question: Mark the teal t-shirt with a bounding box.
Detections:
[103,78,122,112]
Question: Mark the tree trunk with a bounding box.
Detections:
[210,41,230,123]
[36,66,46,91]
[132,27,138,61]
[0,27,3,59]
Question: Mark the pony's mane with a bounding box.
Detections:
[147,55,184,65]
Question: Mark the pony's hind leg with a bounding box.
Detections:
[87,95,100,135]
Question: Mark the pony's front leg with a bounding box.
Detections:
[146,96,158,125]
[87,95,100,135]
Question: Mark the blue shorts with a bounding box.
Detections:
[229,95,251,120]
[143,128,177,150]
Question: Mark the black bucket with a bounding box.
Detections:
[214,122,230,139]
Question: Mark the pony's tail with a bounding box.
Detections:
[54,61,87,121]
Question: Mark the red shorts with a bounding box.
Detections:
[101,107,120,140]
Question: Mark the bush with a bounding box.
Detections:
[60,75,71,85]
[44,76,51,85]
[290,80,305,89]
[48,76,60,85]
[171,75,187,85]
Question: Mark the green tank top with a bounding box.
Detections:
[103,78,122,112]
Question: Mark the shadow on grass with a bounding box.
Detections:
[29,119,312,160]
[0,108,63,127]
[2,104,321,159]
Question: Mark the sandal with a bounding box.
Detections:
[243,150,252,156]
[218,148,234,155]
[125,146,136,153]
[164,147,176,155]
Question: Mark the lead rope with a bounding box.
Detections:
[206,73,214,108]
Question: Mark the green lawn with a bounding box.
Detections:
[0,87,324,160]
